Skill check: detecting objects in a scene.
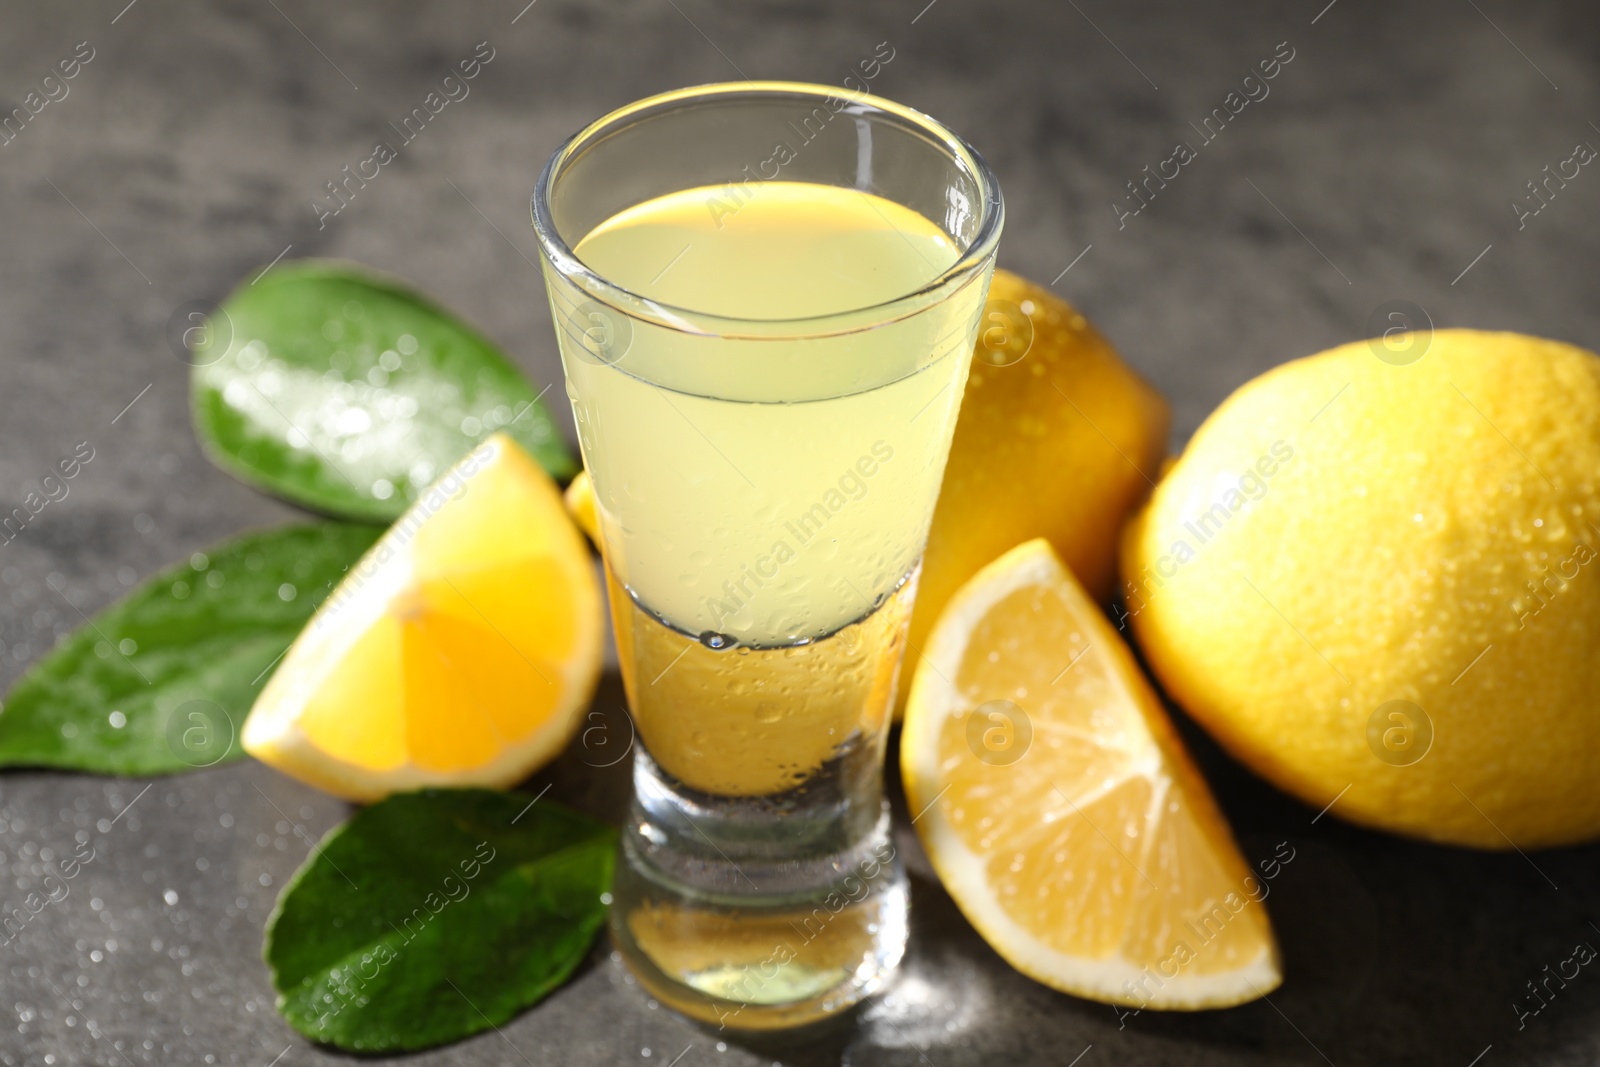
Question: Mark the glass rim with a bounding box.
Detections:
[530,80,1004,341]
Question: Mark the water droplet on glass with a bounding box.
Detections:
[698,631,736,650]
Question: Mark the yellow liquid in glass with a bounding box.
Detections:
[576,181,958,319]
[562,181,983,794]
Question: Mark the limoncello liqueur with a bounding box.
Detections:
[536,84,1001,1028]
[566,182,978,796]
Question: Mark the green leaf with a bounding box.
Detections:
[191,260,577,522]
[0,523,380,775]
[265,789,614,1053]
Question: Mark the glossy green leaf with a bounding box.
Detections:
[191,260,577,522]
[0,523,380,774]
[265,789,614,1053]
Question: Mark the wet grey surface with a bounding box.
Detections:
[2,0,1600,1064]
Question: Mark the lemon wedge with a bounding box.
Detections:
[564,468,599,543]
[242,433,602,801]
[902,539,1279,1009]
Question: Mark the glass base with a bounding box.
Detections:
[609,747,909,1031]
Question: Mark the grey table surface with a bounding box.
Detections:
[2,1,1599,1064]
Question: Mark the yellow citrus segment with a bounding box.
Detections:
[422,555,580,661]
[415,450,570,573]
[242,433,602,802]
[564,469,600,544]
[399,616,506,772]
[297,616,408,772]
[902,539,1279,1009]
[1122,796,1268,976]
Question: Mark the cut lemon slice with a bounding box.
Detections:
[243,434,602,801]
[902,539,1280,1009]
[564,468,599,543]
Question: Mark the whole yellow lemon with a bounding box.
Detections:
[1121,330,1600,849]
[900,270,1168,717]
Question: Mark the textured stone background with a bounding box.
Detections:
[1,0,1599,1064]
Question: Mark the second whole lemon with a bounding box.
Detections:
[1121,330,1600,849]
[899,270,1169,717]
